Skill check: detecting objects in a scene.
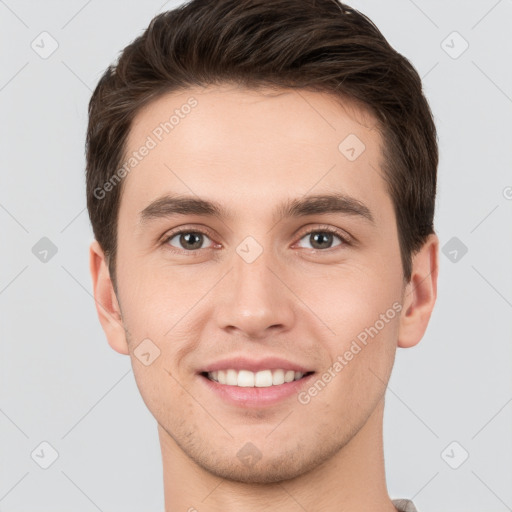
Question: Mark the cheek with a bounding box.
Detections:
[117,254,209,331]
[296,261,402,335]
[130,357,194,430]
[116,261,212,384]
[306,269,402,390]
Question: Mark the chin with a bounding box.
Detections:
[190,438,341,485]
[199,457,308,484]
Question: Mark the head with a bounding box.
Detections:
[87,0,438,484]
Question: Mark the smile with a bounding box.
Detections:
[204,369,314,387]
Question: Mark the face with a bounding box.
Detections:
[103,84,409,483]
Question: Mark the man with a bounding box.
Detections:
[86,1,438,510]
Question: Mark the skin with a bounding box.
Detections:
[90,84,438,512]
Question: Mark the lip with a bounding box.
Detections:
[199,356,313,374]
[199,371,316,408]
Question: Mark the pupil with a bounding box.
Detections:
[182,233,202,249]
[312,232,332,249]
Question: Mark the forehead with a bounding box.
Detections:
[125,84,380,154]
[119,84,389,223]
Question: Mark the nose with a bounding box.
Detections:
[214,245,296,340]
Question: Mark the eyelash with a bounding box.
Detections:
[161,225,352,255]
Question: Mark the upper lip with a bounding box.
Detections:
[199,356,314,374]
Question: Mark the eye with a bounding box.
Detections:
[164,229,215,251]
[161,225,351,255]
[296,227,349,250]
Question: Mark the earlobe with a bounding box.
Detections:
[397,233,439,348]
[89,240,130,355]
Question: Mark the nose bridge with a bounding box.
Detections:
[215,236,294,337]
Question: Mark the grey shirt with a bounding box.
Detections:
[392,499,418,512]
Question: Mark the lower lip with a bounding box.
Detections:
[198,373,315,407]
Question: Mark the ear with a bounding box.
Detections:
[397,233,439,348]
[89,240,129,355]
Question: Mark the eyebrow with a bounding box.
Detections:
[139,193,375,225]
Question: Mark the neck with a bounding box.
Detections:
[160,397,397,512]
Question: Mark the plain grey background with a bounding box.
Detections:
[1,1,511,511]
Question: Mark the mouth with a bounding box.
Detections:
[198,367,316,408]
[201,368,315,387]
[197,356,316,407]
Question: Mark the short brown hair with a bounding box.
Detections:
[86,0,437,288]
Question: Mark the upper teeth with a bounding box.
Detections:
[207,369,305,387]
